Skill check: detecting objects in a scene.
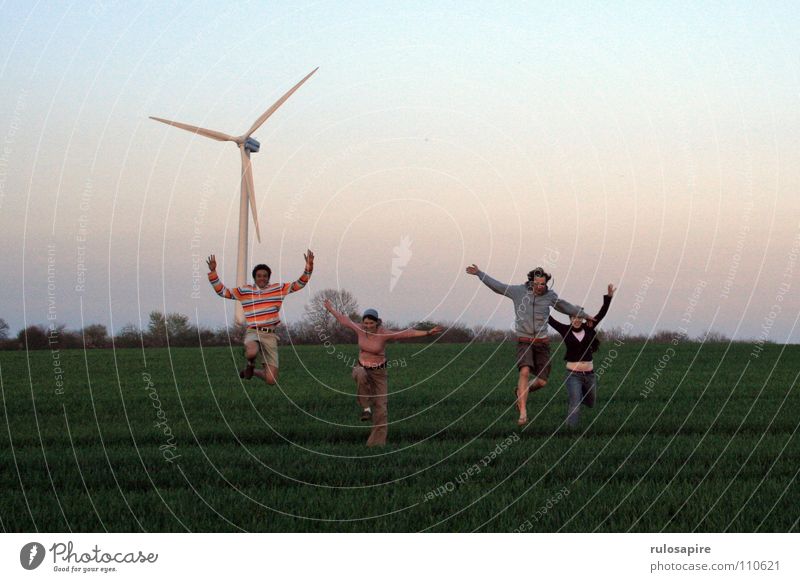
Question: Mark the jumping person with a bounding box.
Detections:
[323,299,442,447]
[206,251,314,384]
[466,264,592,426]
[548,284,615,428]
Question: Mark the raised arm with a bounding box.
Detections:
[589,284,615,327]
[547,315,570,337]
[206,254,244,301]
[323,299,360,332]
[283,250,314,295]
[552,292,590,319]
[385,325,444,341]
[593,296,612,325]
[466,264,513,297]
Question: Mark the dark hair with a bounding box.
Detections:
[252,264,271,280]
[527,267,551,282]
[362,316,382,326]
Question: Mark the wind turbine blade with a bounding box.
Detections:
[149,116,236,142]
[240,146,261,243]
[245,67,319,137]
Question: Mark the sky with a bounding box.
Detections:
[1,0,799,342]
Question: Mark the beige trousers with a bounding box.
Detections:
[352,365,389,447]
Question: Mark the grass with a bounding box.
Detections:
[1,340,798,532]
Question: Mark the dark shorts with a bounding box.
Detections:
[516,341,551,381]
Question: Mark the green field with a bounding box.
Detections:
[1,341,798,532]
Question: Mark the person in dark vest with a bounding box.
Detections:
[548,284,616,428]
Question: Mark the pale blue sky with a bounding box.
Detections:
[1,1,799,341]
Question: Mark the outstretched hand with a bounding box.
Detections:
[465,264,480,276]
[608,283,617,297]
[304,250,315,271]
[323,298,334,312]
[206,254,217,272]
[428,325,444,336]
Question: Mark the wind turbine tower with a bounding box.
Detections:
[151,68,318,323]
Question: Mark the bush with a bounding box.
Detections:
[473,326,514,343]
[114,323,142,349]
[81,324,109,349]
[17,325,50,350]
[701,330,729,343]
[650,329,684,344]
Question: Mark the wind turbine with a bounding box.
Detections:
[151,67,318,324]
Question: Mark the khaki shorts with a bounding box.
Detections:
[516,341,551,381]
[244,328,279,369]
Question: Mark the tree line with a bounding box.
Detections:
[0,288,735,351]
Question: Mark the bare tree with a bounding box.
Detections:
[0,318,9,340]
[146,311,168,347]
[82,324,109,349]
[701,330,729,343]
[304,288,360,343]
[166,312,194,345]
[145,311,197,346]
[115,323,142,348]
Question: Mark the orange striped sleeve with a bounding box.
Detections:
[283,268,312,295]
[208,271,243,301]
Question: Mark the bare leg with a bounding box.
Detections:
[517,367,531,425]
[253,365,279,385]
[529,377,547,391]
[527,343,550,393]
[239,341,258,379]
[244,341,258,364]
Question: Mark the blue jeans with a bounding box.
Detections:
[565,371,597,428]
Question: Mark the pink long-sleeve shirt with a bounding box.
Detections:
[329,309,420,367]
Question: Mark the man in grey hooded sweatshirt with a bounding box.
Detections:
[466,264,592,426]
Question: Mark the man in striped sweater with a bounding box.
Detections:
[206,250,314,384]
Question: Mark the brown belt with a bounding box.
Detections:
[359,360,387,370]
[250,326,277,333]
[517,337,549,344]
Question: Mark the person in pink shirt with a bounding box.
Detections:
[324,300,443,447]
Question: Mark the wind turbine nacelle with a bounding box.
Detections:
[244,137,260,153]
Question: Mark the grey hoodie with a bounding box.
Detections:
[477,269,588,339]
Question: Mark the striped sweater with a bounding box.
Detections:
[208,269,312,328]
